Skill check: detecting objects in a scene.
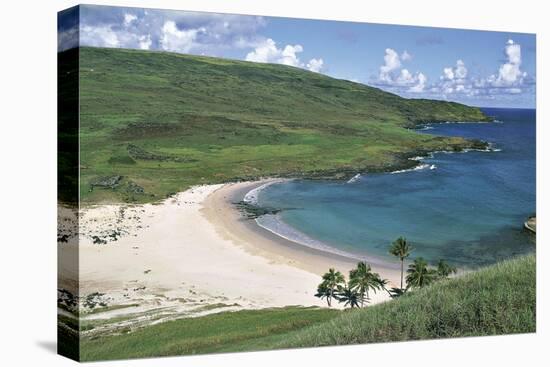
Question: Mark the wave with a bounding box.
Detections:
[418,125,434,131]
[417,121,493,132]
[462,143,502,153]
[408,153,434,161]
[391,163,436,174]
[346,173,362,184]
[440,120,491,124]
[428,143,502,156]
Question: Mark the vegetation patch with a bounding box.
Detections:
[125,181,144,194]
[90,175,122,190]
[127,143,196,163]
[234,201,282,219]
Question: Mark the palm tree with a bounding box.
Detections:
[316,268,345,307]
[406,257,438,289]
[436,259,457,278]
[335,284,363,308]
[389,237,413,291]
[314,282,333,306]
[349,262,386,307]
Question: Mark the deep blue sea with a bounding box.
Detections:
[254,108,536,268]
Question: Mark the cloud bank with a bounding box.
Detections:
[71,6,267,55]
[372,39,533,104]
[59,5,324,74]
[432,39,532,100]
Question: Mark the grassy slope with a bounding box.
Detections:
[76,255,535,361]
[72,47,490,203]
[78,307,339,361]
[277,255,535,348]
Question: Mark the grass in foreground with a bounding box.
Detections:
[78,306,339,361]
[277,254,535,348]
[70,255,535,361]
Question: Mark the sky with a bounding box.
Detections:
[58,5,536,108]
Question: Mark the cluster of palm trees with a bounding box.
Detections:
[315,236,457,308]
[314,263,386,308]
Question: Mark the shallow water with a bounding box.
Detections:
[256,108,536,267]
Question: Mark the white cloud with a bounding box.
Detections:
[244,38,276,63]
[280,44,304,67]
[379,48,401,82]
[377,48,425,92]
[506,39,521,64]
[246,39,301,66]
[123,13,137,27]
[490,39,527,87]
[80,25,120,48]
[396,69,414,84]
[139,35,152,50]
[437,59,470,95]
[306,58,324,73]
[455,60,468,79]
[245,38,324,72]
[159,21,202,53]
[79,8,267,55]
[75,8,330,74]
[441,60,467,81]
[442,67,454,80]
[409,72,427,92]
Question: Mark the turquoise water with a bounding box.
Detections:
[255,108,536,267]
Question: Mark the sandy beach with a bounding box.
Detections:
[58,180,401,333]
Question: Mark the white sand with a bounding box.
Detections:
[58,181,401,332]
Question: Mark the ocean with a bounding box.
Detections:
[252,108,536,268]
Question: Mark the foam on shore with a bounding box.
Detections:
[243,179,287,205]
[255,213,363,262]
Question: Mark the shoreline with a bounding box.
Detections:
[59,181,400,335]
[202,179,402,283]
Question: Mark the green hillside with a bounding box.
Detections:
[276,255,535,347]
[71,255,534,361]
[65,47,491,203]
